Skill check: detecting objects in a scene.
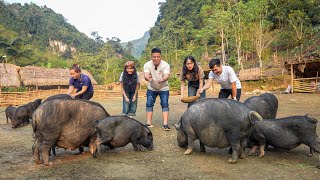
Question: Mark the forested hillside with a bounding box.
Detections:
[0,1,134,84]
[144,0,320,74]
[122,31,150,59]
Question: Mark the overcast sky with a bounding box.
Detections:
[4,0,165,42]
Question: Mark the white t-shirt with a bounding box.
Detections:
[119,72,140,83]
[143,60,170,91]
[208,66,241,89]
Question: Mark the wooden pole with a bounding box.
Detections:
[291,64,294,93]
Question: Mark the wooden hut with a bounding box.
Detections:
[284,42,320,93]
[0,63,21,89]
[19,66,97,89]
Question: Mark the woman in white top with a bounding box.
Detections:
[198,59,241,101]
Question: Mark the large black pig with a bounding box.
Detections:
[174,98,262,163]
[93,116,153,157]
[32,99,110,165]
[5,105,17,124]
[244,93,278,119]
[249,115,320,158]
[11,98,42,128]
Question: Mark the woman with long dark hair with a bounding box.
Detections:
[180,56,206,107]
[119,61,140,117]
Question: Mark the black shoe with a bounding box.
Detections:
[162,125,170,131]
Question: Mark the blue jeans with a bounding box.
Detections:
[187,84,206,108]
[146,89,169,112]
[122,91,138,115]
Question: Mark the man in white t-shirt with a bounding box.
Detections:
[198,59,241,101]
[143,48,171,131]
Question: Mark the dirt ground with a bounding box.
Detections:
[0,93,319,179]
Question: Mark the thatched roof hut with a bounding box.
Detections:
[19,66,97,86]
[0,63,21,87]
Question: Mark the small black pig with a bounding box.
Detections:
[11,99,42,128]
[93,116,153,157]
[5,105,17,124]
[249,115,320,157]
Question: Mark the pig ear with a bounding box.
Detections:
[173,123,180,130]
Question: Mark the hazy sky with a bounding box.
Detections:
[4,0,165,42]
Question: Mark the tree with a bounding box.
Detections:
[247,0,274,69]
[201,2,232,65]
[287,10,312,56]
[229,1,248,69]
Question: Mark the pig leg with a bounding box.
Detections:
[199,141,206,152]
[259,144,266,157]
[253,132,267,157]
[308,148,315,157]
[89,134,98,157]
[78,146,84,154]
[32,140,41,164]
[184,135,196,155]
[226,131,241,163]
[93,137,104,158]
[249,145,258,156]
[40,141,54,165]
[239,139,247,159]
[49,145,56,156]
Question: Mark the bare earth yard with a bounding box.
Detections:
[0,93,319,179]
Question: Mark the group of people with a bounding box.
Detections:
[66,47,242,131]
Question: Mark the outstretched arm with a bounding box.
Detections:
[197,78,213,94]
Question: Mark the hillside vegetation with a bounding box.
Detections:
[143,0,320,74]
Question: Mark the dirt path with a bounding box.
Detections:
[0,93,319,179]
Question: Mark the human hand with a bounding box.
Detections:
[69,94,76,99]
[158,78,165,83]
[197,88,203,94]
[132,96,136,102]
[180,95,184,100]
[125,97,130,102]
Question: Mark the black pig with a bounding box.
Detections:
[11,99,42,128]
[5,105,17,124]
[93,116,153,157]
[244,93,278,119]
[32,99,110,165]
[249,115,320,158]
[174,98,262,163]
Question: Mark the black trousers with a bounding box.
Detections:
[218,89,241,101]
[76,91,94,100]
